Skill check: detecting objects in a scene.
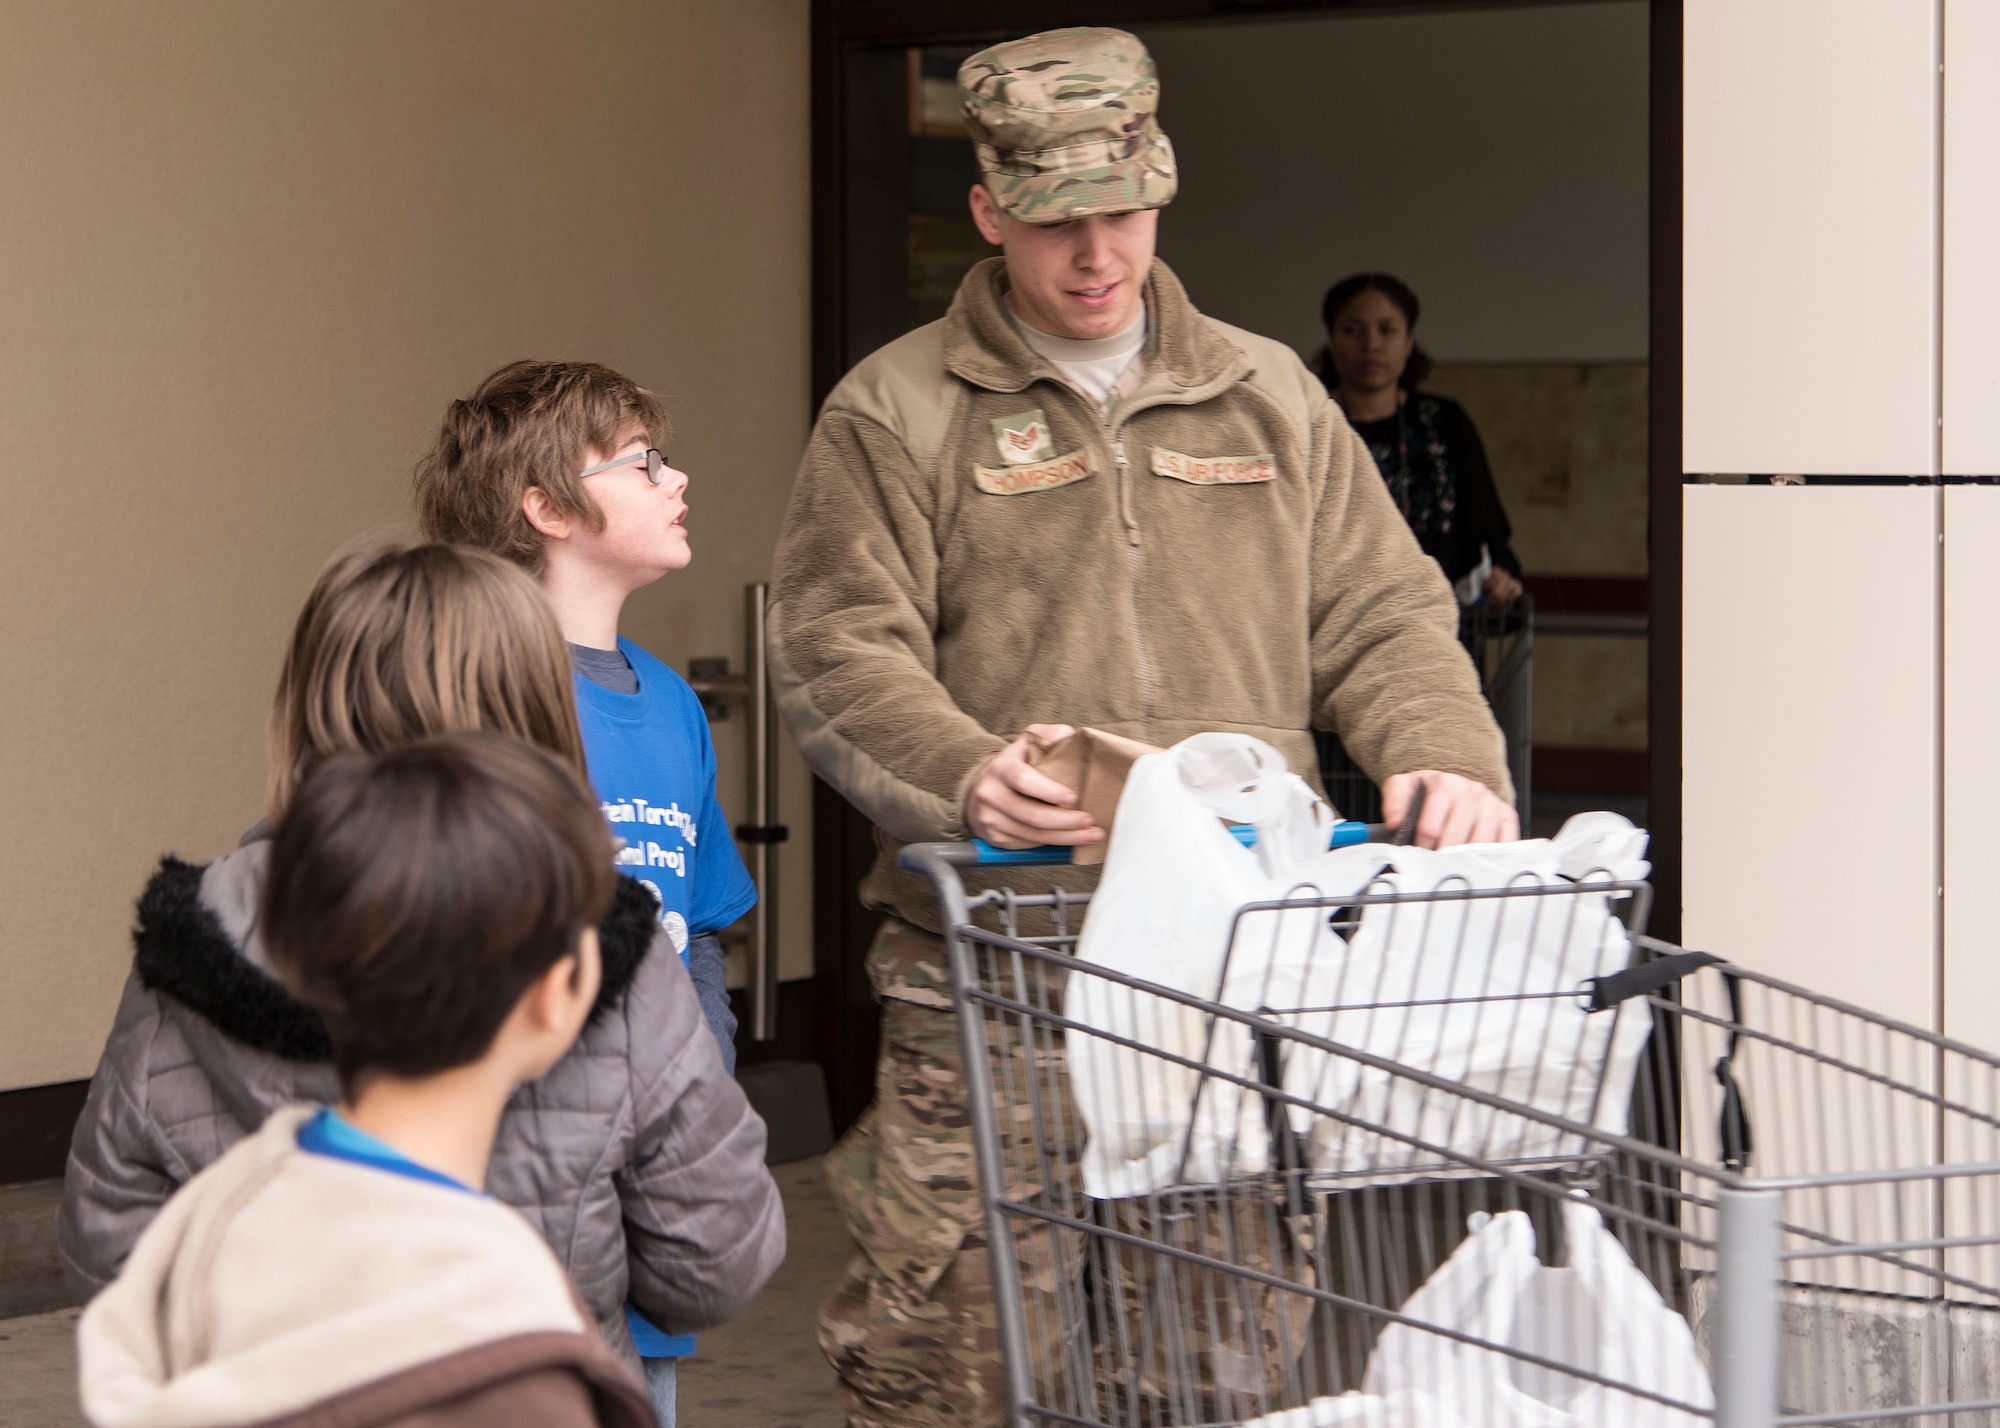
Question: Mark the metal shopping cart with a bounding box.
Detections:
[902,838,2000,1428]
[1318,596,1533,830]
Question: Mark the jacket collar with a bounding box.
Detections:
[134,854,662,1062]
[942,256,1250,402]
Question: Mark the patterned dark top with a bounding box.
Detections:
[1311,359,1522,586]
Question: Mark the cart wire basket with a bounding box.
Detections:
[901,839,2000,1428]
[1318,595,1532,830]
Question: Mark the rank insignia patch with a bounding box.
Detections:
[992,409,1056,466]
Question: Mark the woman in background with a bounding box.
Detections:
[1312,272,1524,608]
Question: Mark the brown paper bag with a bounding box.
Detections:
[1023,727,1163,865]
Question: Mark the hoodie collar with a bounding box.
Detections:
[76,1107,652,1428]
[943,256,1250,401]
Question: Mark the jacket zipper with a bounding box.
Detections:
[1099,367,1247,737]
[1109,430,1155,734]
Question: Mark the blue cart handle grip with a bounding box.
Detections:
[970,818,1377,866]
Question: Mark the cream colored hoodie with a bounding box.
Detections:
[77,1107,651,1428]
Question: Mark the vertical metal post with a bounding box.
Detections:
[904,847,1037,1428]
[747,581,781,1042]
[688,588,787,1042]
[1715,1186,1781,1428]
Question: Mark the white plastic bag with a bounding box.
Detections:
[1241,1388,1474,1428]
[1271,833,1654,1181]
[1066,731,1655,1199]
[1065,734,1331,1197]
[1363,1201,1713,1427]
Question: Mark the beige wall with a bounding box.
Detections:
[1135,2,1649,364]
[0,0,811,1091]
[1427,363,1649,752]
[1426,364,1649,579]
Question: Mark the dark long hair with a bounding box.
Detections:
[1321,272,1432,391]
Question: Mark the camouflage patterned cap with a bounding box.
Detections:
[958,27,1177,225]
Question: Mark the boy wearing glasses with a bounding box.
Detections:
[416,360,756,1423]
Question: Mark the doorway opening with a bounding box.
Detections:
[808,0,1680,1132]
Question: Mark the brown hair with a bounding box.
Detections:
[267,539,585,818]
[413,360,669,571]
[261,732,616,1090]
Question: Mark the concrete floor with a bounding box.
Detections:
[0,1304,81,1428]
[680,1156,849,1427]
[0,1156,850,1428]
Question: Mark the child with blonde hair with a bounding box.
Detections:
[80,734,655,1427]
[61,540,783,1379]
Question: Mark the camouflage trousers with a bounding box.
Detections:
[818,921,1317,1428]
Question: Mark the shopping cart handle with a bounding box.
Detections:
[965,841,1080,865]
[968,819,1377,865]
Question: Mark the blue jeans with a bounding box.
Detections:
[643,1356,677,1428]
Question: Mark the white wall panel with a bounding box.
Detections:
[1945,1,2000,473]
[1684,1,1938,475]
[1945,487,2000,1048]
[1684,486,1938,1029]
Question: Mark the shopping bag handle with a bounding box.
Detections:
[968,818,1379,866]
[1714,969,1755,1172]
[1585,941,1756,1173]
[1582,948,1722,1011]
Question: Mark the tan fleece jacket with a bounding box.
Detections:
[770,257,1507,934]
[77,1108,652,1428]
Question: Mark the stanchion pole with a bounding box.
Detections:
[1715,1185,1781,1428]
[744,581,783,1042]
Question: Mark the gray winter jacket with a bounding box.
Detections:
[58,837,786,1368]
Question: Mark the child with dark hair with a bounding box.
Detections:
[61,540,784,1393]
[78,734,653,1428]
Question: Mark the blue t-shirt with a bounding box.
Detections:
[296,1107,481,1197]
[299,1109,694,1358]
[573,639,757,960]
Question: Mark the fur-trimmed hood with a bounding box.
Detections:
[131,838,662,1063]
[62,838,785,1370]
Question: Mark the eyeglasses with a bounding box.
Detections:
[578,447,668,485]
